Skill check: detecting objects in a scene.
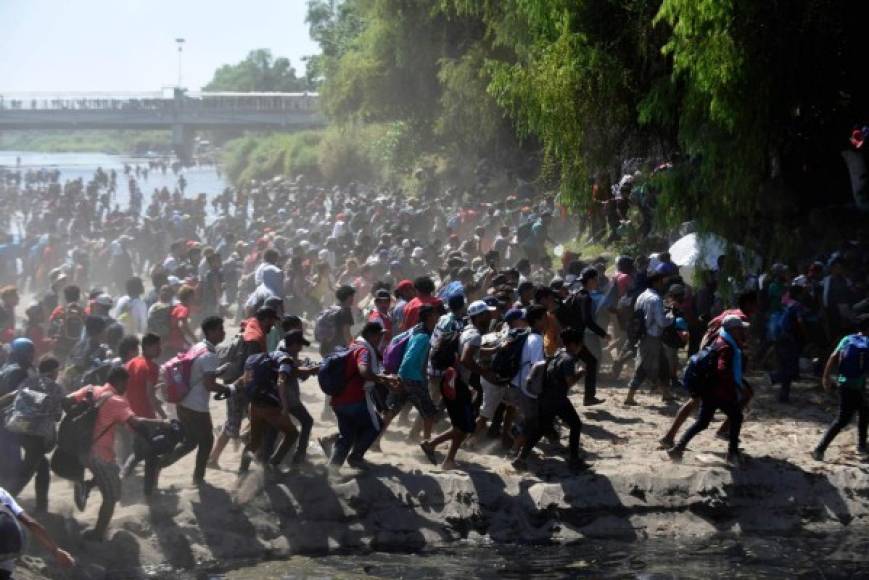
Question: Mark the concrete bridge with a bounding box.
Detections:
[0,89,325,160]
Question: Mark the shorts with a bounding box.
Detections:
[480,379,515,420]
[88,456,122,504]
[444,396,476,434]
[221,390,249,439]
[387,379,438,419]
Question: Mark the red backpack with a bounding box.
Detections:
[161,343,209,404]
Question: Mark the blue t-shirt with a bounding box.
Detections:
[398,332,431,382]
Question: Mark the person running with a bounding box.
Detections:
[812,314,869,461]
[328,322,393,469]
[159,316,230,486]
[421,300,493,469]
[0,486,75,579]
[667,315,750,467]
[513,327,589,472]
[380,305,441,444]
[769,284,808,403]
[6,357,64,513]
[623,272,675,405]
[66,366,169,541]
[119,333,165,497]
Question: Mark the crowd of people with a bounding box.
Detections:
[0,161,867,577]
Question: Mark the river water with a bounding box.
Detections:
[0,150,228,220]
[5,151,869,579]
[160,532,869,579]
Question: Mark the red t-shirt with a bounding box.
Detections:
[168,303,190,354]
[70,383,135,463]
[242,317,268,352]
[125,355,159,419]
[330,345,369,407]
[401,295,442,331]
[368,309,393,344]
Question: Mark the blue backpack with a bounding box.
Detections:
[839,335,869,380]
[682,344,722,397]
[318,347,353,396]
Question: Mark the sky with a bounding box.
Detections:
[0,0,320,94]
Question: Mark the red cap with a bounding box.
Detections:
[396,279,414,292]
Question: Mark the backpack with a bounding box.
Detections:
[60,303,85,342]
[490,328,530,384]
[52,389,114,464]
[216,332,246,384]
[681,344,722,397]
[839,334,869,380]
[318,346,353,396]
[767,304,799,342]
[430,329,461,372]
[627,306,647,345]
[0,503,25,564]
[147,302,173,339]
[314,305,343,344]
[383,330,413,374]
[160,343,209,404]
[243,352,286,404]
[3,379,55,438]
[524,358,550,397]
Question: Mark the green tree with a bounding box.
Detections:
[205,49,311,92]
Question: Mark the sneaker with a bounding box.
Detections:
[420,442,438,466]
[583,397,606,407]
[666,447,683,463]
[811,449,825,462]
[726,451,746,468]
[73,481,90,512]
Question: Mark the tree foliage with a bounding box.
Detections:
[304,0,867,256]
[205,49,311,92]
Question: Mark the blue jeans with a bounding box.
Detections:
[331,400,381,466]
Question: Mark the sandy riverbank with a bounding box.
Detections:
[12,360,869,579]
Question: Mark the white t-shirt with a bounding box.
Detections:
[113,296,148,335]
[179,341,219,413]
[458,326,482,383]
[512,332,544,397]
[0,487,24,572]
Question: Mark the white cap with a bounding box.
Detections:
[467,300,496,318]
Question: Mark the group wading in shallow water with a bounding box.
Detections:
[0,161,867,578]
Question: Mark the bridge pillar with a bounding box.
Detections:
[172,124,194,164]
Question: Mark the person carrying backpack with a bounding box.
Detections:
[0,486,75,579]
[64,365,170,541]
[315,285,356,357]
[769,284,808,403]
[237,335,311,475]
[48,285,85,362]
[0,339,36,491]
[666,315,749,467]
[513,327,589,472]
[5,357,64,514]
[812,314,869,461]
[328,322,395,469]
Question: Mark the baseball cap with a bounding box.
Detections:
[396,279,414,292]
[468,300,496,318]
[95,293,113,307]
[375,289,392,301]
[721,315,750,330]
[282,329,310,347]
[504,309,525,323]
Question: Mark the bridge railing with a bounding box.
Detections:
[0,92,319,113]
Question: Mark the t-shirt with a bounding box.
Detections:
[835,335,867,390]
[168,303,190,354]
[542,312,561,357]
[331,345,369,407]
[398,332,431,382]
[401,295,442,331]
[513,332,544,396]
[458,326,482,384]
[542,350,577,400]
[322,306,354,353]
[125,356,159,419]
[71,383,135,463]
[180,341,219,413]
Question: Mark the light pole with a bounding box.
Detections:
[175,38,186,88]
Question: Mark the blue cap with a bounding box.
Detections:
[504,309,525,323]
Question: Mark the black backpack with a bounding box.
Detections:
[54,388,112,464]
[682,344,722,397]
[491,329,530,384]
[430,330,461,372]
